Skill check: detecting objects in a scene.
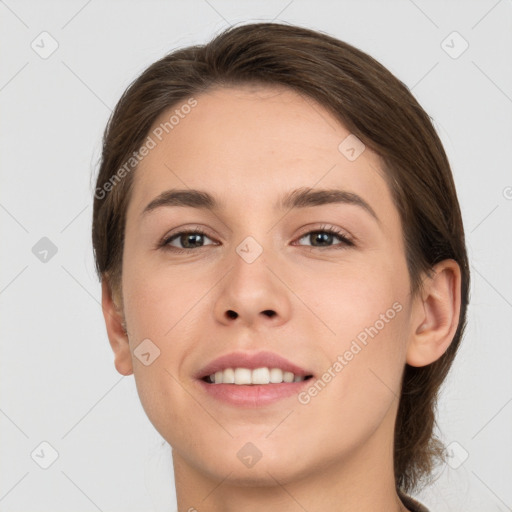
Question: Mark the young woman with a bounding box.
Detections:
[92,22,469,512]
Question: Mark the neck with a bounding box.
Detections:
[172,409,409,512]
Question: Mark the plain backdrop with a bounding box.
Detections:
[1,1,511,511]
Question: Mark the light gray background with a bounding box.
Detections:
[1,0,511,511]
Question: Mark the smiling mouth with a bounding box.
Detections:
[201,367,314,385]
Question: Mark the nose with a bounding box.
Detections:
[212,245,292,329]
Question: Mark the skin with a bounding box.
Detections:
[102,84,461,512]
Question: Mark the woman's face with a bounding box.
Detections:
[119,84,415,484]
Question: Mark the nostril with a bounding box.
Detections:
[263,310,276,318]
[226,310,238,319]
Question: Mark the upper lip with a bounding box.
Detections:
[195,351,313,379]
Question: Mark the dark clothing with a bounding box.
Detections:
[399,491,430,512]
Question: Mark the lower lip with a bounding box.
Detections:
[196,379,312,407]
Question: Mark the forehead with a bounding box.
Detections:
[127,84,392,222]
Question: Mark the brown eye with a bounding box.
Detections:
[295,227,354,249]
[160,228,217,253]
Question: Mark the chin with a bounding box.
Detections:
[185,440,316,487]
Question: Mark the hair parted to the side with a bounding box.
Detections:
[91,21,470,493]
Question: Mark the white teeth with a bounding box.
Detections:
[269,368,283,383]
[283,371,294,383]
[223,368,235,383]
[252,367,270,384]
[234,368,252,385]
[209,367,307,385]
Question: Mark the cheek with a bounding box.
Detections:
[310,251,406,340]
[121,254,221,439]
[122,274,199,447]
[122,251,213,342]
[306,256,409,412]
[294,297,408,462]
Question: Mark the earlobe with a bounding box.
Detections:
[406,259,462,367]
[101,277,134,376]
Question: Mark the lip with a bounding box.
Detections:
[196,379,312,407]
[194,350,314,408]
[195,350,313,379]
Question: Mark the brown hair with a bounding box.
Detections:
[92,21,470,493]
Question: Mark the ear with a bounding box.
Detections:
[101,277,133,376]
[406,259,462,367]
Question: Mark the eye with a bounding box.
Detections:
[160,228,217,253]
[294,225,354,250]
[158,224,354,254]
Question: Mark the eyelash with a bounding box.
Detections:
[158,224,355,254]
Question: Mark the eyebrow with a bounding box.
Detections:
[141,187,379,223]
